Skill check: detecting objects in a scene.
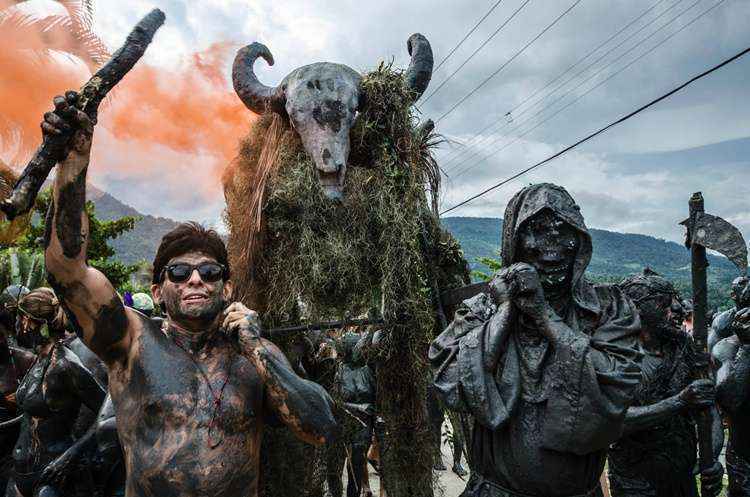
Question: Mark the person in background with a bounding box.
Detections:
[130,293,155,318]
[8,287,106,497]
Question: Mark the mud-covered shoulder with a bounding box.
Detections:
[713,335,741,365]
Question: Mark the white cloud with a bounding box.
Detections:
[84,0,749,237]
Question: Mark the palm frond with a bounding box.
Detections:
[57,0,94,29]
[1,3,109,68]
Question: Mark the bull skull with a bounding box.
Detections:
[232,34,434,200]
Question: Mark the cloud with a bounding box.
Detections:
[4,0,747,240]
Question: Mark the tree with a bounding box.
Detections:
[17,189,140,289]
[471,251,503,281]
[0,247,46,290]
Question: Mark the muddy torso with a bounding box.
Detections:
[108,317,268,497]
[13,344,82,471]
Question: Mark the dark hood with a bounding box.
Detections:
[501,183,599,316]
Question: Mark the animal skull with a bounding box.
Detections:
[232,34,434,200]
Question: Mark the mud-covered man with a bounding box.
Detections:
[609,269,723,497]
[430,183,643,497]
[41,91,338,497]
[711,276,750,496]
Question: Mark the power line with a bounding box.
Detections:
[433,0,505,73]
[448,0,721,182]
[447,0,708,180]
[440,22,743,215]
[437,0,671,166]
[445,0,701,178]
[435,0,583,124]
[442,0,688,173]
[422,0,532,104]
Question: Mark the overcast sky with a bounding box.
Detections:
[87,0,750,243]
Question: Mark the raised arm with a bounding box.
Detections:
[621,379,714,436]
[223,303,338,445]
[41,92,134,365]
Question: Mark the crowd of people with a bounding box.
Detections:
[0,93,748,497]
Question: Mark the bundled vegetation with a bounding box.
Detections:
[225,63,465,497]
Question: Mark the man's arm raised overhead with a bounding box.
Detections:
[43,91,135,365]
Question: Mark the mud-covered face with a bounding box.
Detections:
[635,291,685,340]
[152,252,232,328]
[516,210,579,291]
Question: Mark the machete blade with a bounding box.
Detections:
[682,212,748,275]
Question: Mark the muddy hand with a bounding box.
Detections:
[41,91,94,160]
[508,263,549,327]
[700,461,724,497]
[488,267,513,306]
[222,302,262,349]
[40,450,74,486]
[678,378,715,408]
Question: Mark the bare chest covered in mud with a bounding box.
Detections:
[110,325,266,497]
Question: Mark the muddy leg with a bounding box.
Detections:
[447,411,467,477]
[326,436,345,497]
[4,480,22,497]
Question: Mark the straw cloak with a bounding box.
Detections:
[429,184,643,496]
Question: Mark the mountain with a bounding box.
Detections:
[87,187,180,265]
[441,217,739,308]
[86,192,740,308]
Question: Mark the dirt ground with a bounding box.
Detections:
[341,423,469,497]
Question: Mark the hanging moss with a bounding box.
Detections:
[225,63,465,497]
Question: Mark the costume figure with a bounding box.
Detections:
[430,183,643,497]
[0,286,30,349]
[427,384,467,476]
[0,286,35,494]
[334,332,376,497]
[711,276,750,496]
[608,269,723,497]
[6,287,107,497]
[40,91,338,497]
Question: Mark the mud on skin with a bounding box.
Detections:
[712,293,750,496]
[55,167,86,259]
[609,270,723,497]
[10,342,106,497]
[111,322,265,497]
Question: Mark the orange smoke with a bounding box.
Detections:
[0,2,256,205]
[102,41,254,188]
[0,0,92,160]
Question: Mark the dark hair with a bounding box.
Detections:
[152,222,230,284]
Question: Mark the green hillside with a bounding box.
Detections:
[88,189,180,265]
[85,191,742,310]
[441,217,741,310]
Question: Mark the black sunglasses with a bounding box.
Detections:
[161,262,226,284]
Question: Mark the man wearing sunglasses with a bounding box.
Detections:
[41,91,338,497]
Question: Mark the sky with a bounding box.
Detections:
[5,0,750,244]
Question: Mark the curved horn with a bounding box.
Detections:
[232,42,286,115]
[404,33,434,102]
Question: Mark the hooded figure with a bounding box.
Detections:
[429,183,642,497]
[711,276,750,497]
